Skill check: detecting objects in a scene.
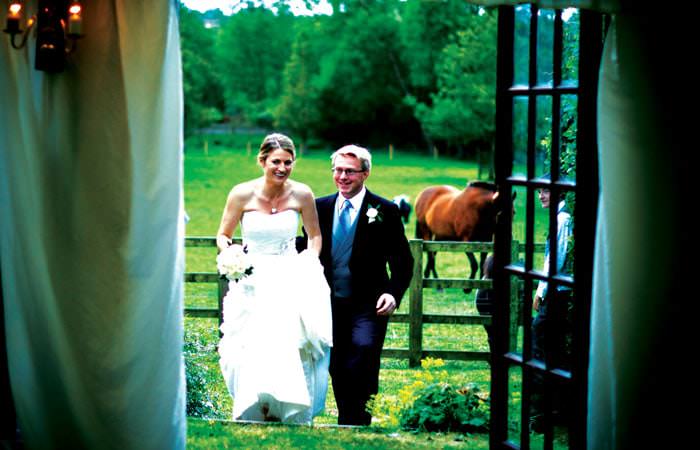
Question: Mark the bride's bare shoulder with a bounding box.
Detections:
[229,179,260,201]
[289,180,314,198]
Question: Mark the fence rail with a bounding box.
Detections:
[184,237,539,367]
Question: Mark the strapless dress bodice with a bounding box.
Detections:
[241,209,298,255]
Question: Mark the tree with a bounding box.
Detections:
[180,0,505,154]
[276,21,324,148]
[304,0,419,146]
[411,8,498,157]
[540,9,580,180]
[398,0,477,101]
[215,1,296,127]
[179,7,225,135]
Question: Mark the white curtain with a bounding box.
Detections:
[589,10,692,450]
[0,1,186,449]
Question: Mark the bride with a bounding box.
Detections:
[215,133,332,424]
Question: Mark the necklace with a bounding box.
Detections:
[269,196,280,214]
[263,188,284,214]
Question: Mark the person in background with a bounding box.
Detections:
[530,180,573,433]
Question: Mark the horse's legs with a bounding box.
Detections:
[417,222,439,280]
[479,252,487,277]
[465,251,478,294]
[423,251,432,278]
[424,251,439,279]
[421,250,443,292]
[430,252,439,278]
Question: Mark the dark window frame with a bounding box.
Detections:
[490,5,605,449]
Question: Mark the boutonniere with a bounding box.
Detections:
[366,204,383,224]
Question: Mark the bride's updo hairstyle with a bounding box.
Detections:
[258,133,296,163]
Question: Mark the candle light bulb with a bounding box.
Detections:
[67,2,82,36]
[5,2,23,33]
[9,3,22,16]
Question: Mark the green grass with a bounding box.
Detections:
[187,418,489,449]
[183,135,554,447]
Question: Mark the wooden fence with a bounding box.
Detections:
[184,237,541,367]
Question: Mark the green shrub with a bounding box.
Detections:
[368,357,489,433]
[399,382,489,433]
[184,329,226,418]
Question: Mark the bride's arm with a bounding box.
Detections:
[298,185,322,256]
[216,184,247,252]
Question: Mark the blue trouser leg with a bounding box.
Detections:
[330,300,387,425]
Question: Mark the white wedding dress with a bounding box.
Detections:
[218,209,332,424]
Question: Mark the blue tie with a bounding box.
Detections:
[337,199,352,240]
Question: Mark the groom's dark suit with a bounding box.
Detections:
[316,189,413,425]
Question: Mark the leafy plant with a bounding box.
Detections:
[368,357,489,434]
[399,382,489,433]
[184,329,226,418]
[368,357,447,428]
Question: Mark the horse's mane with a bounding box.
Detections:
[467,180,497,192]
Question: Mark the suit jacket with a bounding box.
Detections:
[316,190,414,310]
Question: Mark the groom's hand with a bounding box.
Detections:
[376,294,397,316]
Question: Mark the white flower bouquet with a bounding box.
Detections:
[217,244,254,282]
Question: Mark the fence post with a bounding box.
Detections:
[509,240,521,352]
[408,240,424,368]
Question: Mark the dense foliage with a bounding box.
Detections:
[399,383,489,433]
[367,357,489,434]
[185,327,227,418]
[180,8,226,133]
[178,0,498,157]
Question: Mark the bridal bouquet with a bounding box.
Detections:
[217,244,254,282]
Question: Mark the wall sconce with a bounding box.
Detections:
[3,0,84,73]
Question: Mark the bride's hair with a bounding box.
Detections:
[258,133,296,162]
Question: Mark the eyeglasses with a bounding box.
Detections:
[332,168,365,176]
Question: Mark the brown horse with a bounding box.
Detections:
[415,181,501,291]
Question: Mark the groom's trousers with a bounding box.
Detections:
[330,296,388,426]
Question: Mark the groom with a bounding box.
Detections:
[316,145,413,425]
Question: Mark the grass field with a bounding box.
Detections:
[183,135,554,447]
[186,417,489,449]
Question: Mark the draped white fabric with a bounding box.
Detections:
[0,1,186,448]
[589,12,692,450]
